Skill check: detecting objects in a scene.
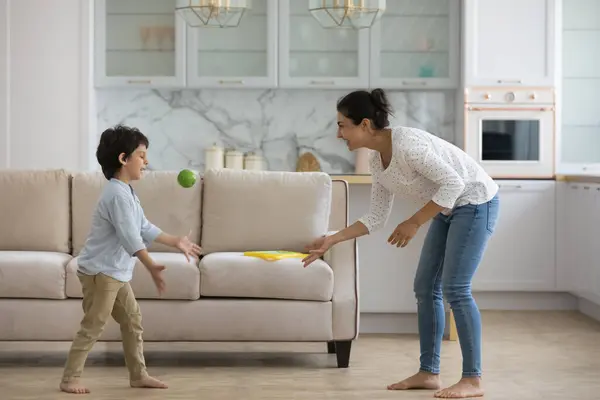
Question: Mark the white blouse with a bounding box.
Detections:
[358,126,499,233]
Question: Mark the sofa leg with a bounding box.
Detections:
[327,341,336,354]
[334,340,352,368]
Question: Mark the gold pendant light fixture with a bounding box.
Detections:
[308,0,386,29]
[176,0,251,28]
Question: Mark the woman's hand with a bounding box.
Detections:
[176,230,202,262]
[302,235,334,268]
[388,219,420,248]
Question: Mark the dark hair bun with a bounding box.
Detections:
[336,88,393,130]
[369,88,392,129]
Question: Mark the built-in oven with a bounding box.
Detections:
[463,88,555,179]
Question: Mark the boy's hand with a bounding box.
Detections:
[147,264,166,295]
[176,230,202,262]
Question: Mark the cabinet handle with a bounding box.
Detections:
[466,107,553,112]
[497,79,523,84]
[402,80,427,86]
[219,79,244,85]
[499,184,522,189]
[127,79,152,84]
[309,80,335,85]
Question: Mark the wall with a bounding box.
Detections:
[96,89,456,173]
[0,0,85,171]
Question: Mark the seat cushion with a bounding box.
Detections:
[0,169,70,252]
[71,171,202,255]
[199,252,334,301]
[66,253,200,300]
[201,169,332,254]
[0,251,72,299]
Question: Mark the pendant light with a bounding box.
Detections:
[176,0,251,28]
[308,0,385,29]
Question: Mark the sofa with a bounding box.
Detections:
[0,168,358,368]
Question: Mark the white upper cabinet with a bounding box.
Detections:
[94,0,186,87]
[463,0,557,87]
[186,0,278,88]
[369,0,459,89]
[559,0,600,174]
[277,0,370,89]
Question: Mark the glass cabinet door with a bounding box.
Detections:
[278,0,370,88]
[369,0,459,89]
[94,0,186,87]
[560,0,600,174]
[186,0,278,88]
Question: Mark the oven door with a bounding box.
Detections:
[464,107,555,178]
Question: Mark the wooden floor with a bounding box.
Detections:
[1,311,599,400]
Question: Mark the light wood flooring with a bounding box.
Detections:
[1,311,599,400]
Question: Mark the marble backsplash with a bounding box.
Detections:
[96,89,456,174]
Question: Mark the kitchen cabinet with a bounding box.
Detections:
[94,0,186,87]
[369,0,460,89]
[93,0,462,89]
[186,0,278,88]
[560,182,600,305]
[277,0,370,89]
[472,180,557,291]
[463,0,557,87]
[559,0,600,175]
[354,180,559,312]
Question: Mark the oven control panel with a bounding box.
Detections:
[464,88,555,104]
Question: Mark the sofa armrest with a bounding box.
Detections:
[324,231,359,341]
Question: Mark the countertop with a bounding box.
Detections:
[329,174,600,185]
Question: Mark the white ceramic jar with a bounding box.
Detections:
[204,143,224,171]
[225,150,244,169]
[244,152,265,171]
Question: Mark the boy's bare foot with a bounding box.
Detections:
[434,377,484,398]
[59,379,90,394]
[130,375,168,389]
[387,371,442,390]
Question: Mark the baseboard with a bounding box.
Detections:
[359,291,579,334]
[577,297,600,323]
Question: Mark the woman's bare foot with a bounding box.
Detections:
[387,371,442,390]
[434,377,484,398]
[59,379,90,394]
[130,375,168,389]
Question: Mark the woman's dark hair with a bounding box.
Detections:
[336,88,393,130]
[96,125,149,180]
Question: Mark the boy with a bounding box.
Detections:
[60,125,202,394]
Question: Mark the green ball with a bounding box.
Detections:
[177,169,197,188]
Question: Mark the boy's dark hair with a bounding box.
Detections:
[96,125,149,180]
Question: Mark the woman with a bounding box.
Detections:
[303,89,499,399]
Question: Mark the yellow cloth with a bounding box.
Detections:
[243,250,308,261]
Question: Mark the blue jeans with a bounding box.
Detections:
[413,194,500,377]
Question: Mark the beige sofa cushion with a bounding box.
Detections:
[65,253,200,300]
[199,252,334,301]
[71,171,202,255]
[201,169,332,254]
[0,169,70,252]
[0,251,71,299]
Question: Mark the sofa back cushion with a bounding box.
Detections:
[201,169,332,254]
[71,171,202,255]
[0,169,71,252]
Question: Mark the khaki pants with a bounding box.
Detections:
[62,273,147,382]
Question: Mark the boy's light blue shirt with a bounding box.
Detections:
[77,178,162,282]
